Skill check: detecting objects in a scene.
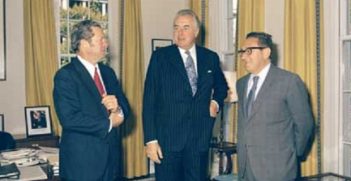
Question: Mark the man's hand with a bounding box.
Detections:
[209,101,219,118]
[145,142,163,164]
[109,112,124,127]
[102,94,119,113]
[103,94,124,127]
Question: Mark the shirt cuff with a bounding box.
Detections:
[146,140,158,145]
[108,108,124,132]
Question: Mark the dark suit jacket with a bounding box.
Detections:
[236,65,314,181]
[143,45,228,152]
[53,58,130,180]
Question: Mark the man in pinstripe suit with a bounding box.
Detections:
[143,9,228,181]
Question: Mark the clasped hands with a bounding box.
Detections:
[101,94,123,127]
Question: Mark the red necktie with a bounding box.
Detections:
[94,67,105,96]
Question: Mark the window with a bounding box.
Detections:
[341,0,351,177]
[231,0,238,52]
[59,0,109,67]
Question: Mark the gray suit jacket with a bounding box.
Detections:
[236,65,314,181]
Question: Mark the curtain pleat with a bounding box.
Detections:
[189,0,209,47]
[231,0,265,173]
[121,0,148,178]
[23,0,60,135]
[284,0,323,176]
[236,0,265,79]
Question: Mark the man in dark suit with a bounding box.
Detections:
[143,9,228,181]
[53,20,130,181]
[236,32,314,181]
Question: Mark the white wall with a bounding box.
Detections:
[323,0,341,174]
[141,0,188,73]
[265,0,284,67]
[0,0,26,135]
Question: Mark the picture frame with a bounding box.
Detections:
[152,38,173,52]
[0,0,6,81]
[25,106,53,137]
[59,57,71,68]
[0,114,4,131]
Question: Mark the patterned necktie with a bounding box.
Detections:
[94,67,105,96]
[246,76,259,117]
[185,51,197,96]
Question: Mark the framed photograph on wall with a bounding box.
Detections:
[25,106,53,137]
[152,39,173,52]
[0,114,4,131]
[0,0,6,81]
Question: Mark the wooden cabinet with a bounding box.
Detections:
[15,135,60,148]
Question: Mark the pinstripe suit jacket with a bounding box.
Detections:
[143,44,228,152]
[236,65,314,181]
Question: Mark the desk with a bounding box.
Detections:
[3,135,60,180]
[211,141,237,174]
[40,164,60,181]
[15,135,60,148]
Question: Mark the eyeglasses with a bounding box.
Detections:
[237,47,267,56]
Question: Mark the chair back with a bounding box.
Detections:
[0,131,16,151]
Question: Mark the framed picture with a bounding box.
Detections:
[0,114,3,131]
[152,39,173,51]
[25,106,52,137]
[0,0,6,81]
[60,57,71,68]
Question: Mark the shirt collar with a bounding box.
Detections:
[77,55,99,78]
[250,63,271,80]
[178,44,196,57]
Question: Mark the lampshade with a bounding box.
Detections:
[223,71,238,103]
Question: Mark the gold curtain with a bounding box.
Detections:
[231,0,265,173]
[284,0,323,176]
[23,0,60,135]
[189,0,209,47]
[236,0,265,79]
[121,0,148,178]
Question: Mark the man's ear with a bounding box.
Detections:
[263,48,271,59]
[195,28,200,38]
[80,39,89,48]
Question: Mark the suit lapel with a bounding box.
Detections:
[239,75,250,119]
[72,58,102,103]
[99,64,111,95]
[247,66,275,119]
[167,45,194,95]
[167,45,189,81]
[196,46,206,90]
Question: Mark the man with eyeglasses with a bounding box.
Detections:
[236,32,314,181]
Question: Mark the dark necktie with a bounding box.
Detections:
[185,51,197,96]
[246,76,259,117]
[94,67,105,96]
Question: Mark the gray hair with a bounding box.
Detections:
[70,20,102,53]
[174,9,201,29]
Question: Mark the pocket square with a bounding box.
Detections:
[207,70,212,73]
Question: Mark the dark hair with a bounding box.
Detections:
[246,32,273,50]
[70,20,102,53]
[174,9,201,29]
